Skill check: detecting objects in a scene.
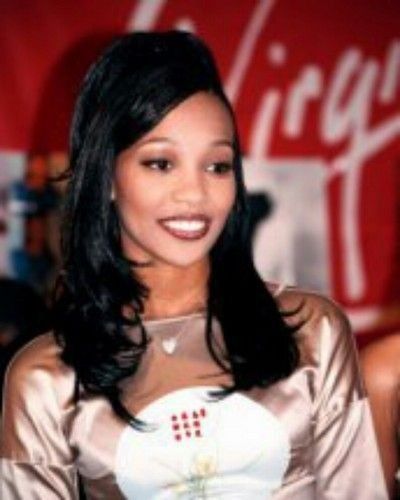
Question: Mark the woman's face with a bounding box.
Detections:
[113,92,236,269]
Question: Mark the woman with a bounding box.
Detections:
[0,31,387,499]
[361,335,400,498]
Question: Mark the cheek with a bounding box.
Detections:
[114,176,161,221]
[117,197,156,229]
[215,180,236,218]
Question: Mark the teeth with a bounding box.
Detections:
[162,220,207,231]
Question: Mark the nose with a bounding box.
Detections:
[171,167,207,206]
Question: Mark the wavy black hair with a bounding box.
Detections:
[53,30,299,428]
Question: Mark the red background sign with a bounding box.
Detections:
[1,0,399,341]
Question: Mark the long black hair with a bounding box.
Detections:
[53,30,299,427]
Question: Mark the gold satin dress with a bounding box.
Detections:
[0,288,388,499]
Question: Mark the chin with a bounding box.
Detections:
[156,254,209,269]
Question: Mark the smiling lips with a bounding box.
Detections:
[158,215,211,240]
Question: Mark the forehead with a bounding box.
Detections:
[136,92,234,145]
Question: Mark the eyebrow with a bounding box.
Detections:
[136,137,234,149]
[212,139,234,148]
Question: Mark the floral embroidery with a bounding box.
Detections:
[156,442,219,498]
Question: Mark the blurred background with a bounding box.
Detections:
[0,0,399,347]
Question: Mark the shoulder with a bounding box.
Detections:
[3,332,75,407]
[268,283,354,364]
[268,285,367,410]
[360,334,400,395]
[1,334,77,462]
[271,283,350,333]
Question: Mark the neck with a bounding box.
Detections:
[137,258,210,320]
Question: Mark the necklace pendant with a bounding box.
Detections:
[162,337,178,355]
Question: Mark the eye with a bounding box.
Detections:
[141,158,172,172]
[206,162,233,175]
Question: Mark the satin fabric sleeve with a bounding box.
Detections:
[310,306,388,499]
[0,335,79,499]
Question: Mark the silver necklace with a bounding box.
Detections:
[159,315,195,355]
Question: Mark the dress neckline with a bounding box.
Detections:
[142,310,207,326]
